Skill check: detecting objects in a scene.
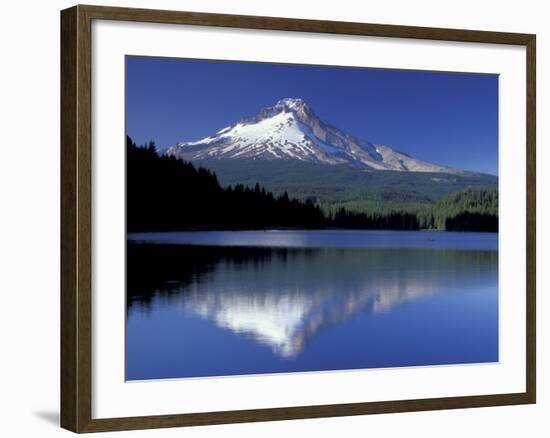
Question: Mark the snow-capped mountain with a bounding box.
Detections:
[166,97,462,174]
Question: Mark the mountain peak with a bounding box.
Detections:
[274,97,308,111]
[166,98,463,174]
[239,97,312,125]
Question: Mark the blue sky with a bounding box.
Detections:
[126,56,498,175]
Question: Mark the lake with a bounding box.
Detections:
[126,230,498,380]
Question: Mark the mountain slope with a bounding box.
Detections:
[197,158,498,213]
[166,98,462,174]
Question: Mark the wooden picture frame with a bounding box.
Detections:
[61,4,536,433]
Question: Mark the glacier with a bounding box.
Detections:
[166,97,463,174]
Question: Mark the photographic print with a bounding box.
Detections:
[125,56,499,381]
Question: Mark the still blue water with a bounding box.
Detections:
[126,230,498,380]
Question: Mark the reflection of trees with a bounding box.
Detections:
[127,244,313,311]
[127,243,497,357]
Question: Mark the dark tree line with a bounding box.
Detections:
[127,136,498,232]
[330,187,498,232]
[127,137,326,231]
[331,209,420,230]
[445,212,498,232]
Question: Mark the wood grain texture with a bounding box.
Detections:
[60,5,78,432]
[78,4,534,44]
[79,393,534,433]
[60,4,537,433]
[525,34,536,404]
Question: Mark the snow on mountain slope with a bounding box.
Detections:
[166,98,463,174]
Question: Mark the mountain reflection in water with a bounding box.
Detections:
[127,244,498,360]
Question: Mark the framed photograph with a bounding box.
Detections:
[60,4,536,433]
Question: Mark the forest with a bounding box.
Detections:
[127,137,498,232]
[332,187,498,231]
[127,137,325,231]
